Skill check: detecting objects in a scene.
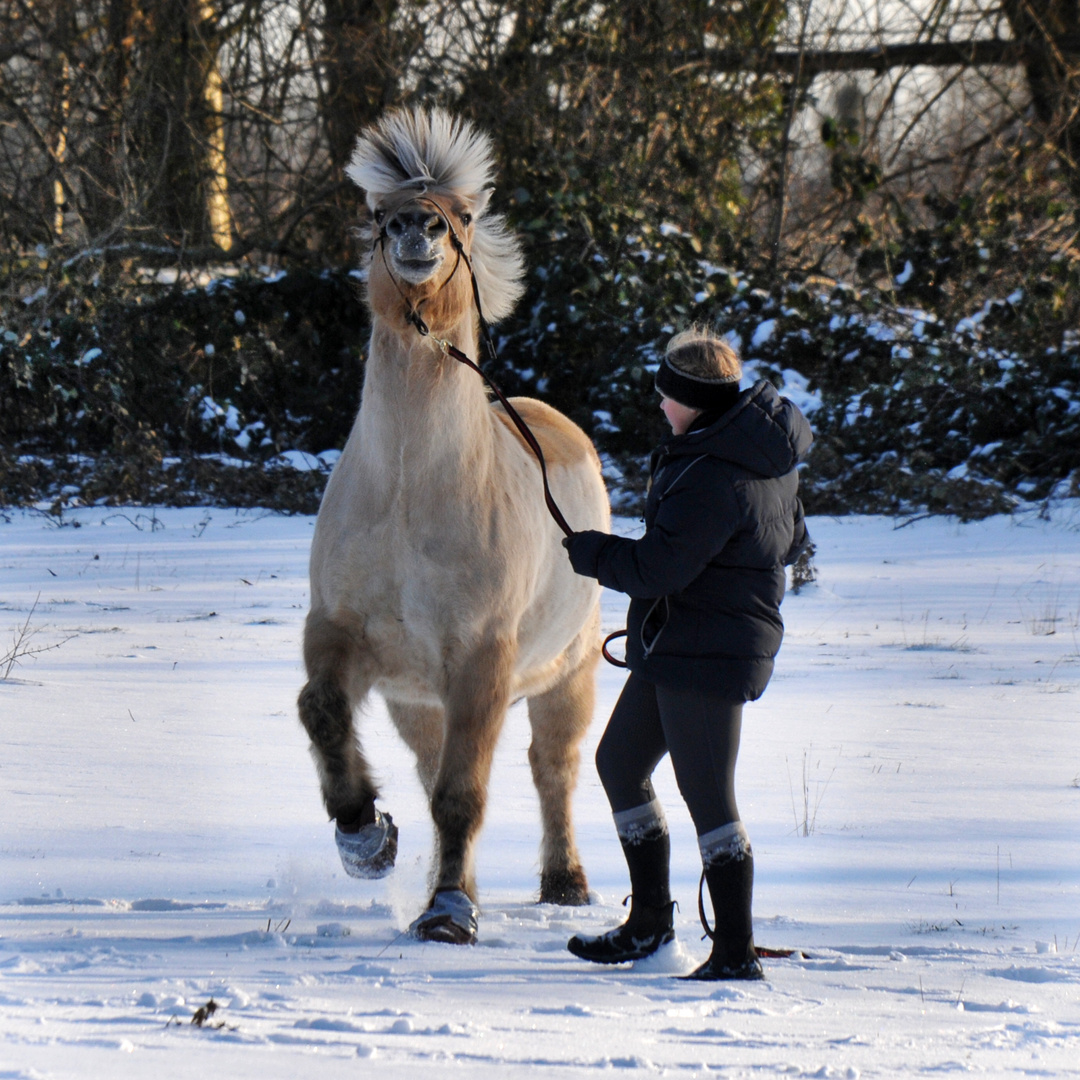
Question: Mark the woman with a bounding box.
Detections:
[562,326,812,980]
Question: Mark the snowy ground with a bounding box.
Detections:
[1,503,1078,1078]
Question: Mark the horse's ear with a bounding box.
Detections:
[469,185,493,219]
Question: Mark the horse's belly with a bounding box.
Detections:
[514,570,599,672]
[357,608,447,703]
[373,673,443,707]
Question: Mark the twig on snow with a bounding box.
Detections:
[1,593,77,681]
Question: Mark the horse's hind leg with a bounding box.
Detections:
[386,701,443,799]
[526,637,599,906]
[298,613,394,876]
[387,701,445,891]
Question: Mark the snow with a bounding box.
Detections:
[750,319,776,348]
[779,369,822,416]
[267,450,326,472]
[2,504,1079,1078]
[198,396,226,423]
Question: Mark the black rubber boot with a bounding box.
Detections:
[682,855,764,981]
[568,827,674,964]
[567,896,675,964]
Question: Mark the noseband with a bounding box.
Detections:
[371,194,573,538]
[373,195,485,353]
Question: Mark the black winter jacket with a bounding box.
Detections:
[567,380,813,700]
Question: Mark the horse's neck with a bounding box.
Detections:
[357,318,495,499]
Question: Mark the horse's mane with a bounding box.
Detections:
[347,108,525,323]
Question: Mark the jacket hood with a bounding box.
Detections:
[660,380,813,478]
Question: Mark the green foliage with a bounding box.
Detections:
[459,1,792,491]
[708,274,1080,519]
[835,150,1080,317]
[5,218,1078,521]
[4,26,1078,523]
[1,263,367,510]
[819,110,881,203]
[492,146,1080,519]
[490,163,1079,518]
[767,154,1080,518]
[462,0,787,253]
[490,176,744,495]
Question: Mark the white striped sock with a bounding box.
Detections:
[613,798,669,846]
[698,820,752,866]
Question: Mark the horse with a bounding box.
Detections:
[297,107,610,944]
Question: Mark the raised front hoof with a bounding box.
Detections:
[539,866,590,906]
[408,889,478,945]
[334,810,398,880]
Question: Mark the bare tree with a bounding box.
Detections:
[1001,0,1080,184]
[1,1,236,255]
[316,0,418,259]
[1,0,1074,277]
[726,1,1079,280]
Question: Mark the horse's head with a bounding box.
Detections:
[375,190,473,286]
[348,109,524,336]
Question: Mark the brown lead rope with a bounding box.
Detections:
[378,197,576,539]
[696,867,804,958]
[697,868,715,941]
[388,215,646,669]
[422,327,575,538]
[378,202,637,666]
[601,629,629,668]
[429,323,631,672]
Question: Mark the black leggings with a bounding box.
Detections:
[595,671,743,837]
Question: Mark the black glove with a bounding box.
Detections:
[561,529,607,579]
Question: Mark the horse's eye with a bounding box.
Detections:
[373,208,385,224]
[460,212,472,228]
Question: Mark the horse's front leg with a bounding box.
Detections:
[410,638,513,944]
[297,611,397,878]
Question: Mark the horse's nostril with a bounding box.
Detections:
[387,218,403,236]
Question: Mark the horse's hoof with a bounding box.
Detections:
[335,809,398,879]
[539,866,590,906]
[408,889,478,945]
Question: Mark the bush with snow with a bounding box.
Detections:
[2,203,1076,519]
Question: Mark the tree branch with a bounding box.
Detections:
[697,36,1080,77]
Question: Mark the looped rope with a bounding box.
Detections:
[601,629,629,668]
[374,195,575,539]
[697,867,715,941]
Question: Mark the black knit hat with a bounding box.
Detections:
[654,352,741,412]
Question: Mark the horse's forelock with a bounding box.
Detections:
[349,108,493,206]
[348,108,525,321]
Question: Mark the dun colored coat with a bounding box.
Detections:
[297,108,610,943]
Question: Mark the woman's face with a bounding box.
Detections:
[659,394,701,436]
